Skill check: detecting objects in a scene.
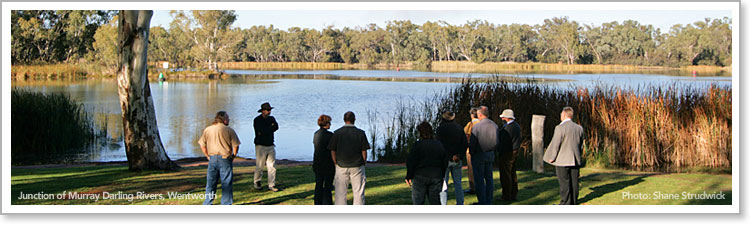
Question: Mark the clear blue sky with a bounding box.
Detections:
[150,10,731,32]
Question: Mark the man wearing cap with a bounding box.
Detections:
[498,109,522,201]
[435,111,468,205]
[544,106,585,205]
[328,111,370,205]
[469,106,498,205]
[253,102,281,192]
[199,111,241,205]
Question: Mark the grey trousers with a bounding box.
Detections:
[254,145,276,188]
[334,165,366,205]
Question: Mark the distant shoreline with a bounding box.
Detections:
[10,61,731,80]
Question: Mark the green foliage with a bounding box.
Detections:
[13,10,731,69]
[11,10,114,64]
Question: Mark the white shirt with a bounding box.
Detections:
[560,118,572,125]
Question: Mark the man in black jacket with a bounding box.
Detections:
[253,102,280,192]
[435,111,468,205]
[498,109,521,201]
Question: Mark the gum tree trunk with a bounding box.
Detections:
[117,10,178,171]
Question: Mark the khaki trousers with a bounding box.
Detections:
[254,145,276,188]
[334,165,366,205]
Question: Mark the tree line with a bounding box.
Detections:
[12,10,732,71]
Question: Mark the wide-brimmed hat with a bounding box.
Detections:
[258,102,274,112]
[442,111,455,121]
[499,109,515,120]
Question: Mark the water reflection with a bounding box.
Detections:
[11,71,731,162]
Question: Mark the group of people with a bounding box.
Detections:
[197,102,281,205]
[403,106,520,205]
[198,102,584,206]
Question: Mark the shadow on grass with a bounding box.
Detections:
[577,172,650,204]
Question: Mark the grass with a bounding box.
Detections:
[10,163,731,205]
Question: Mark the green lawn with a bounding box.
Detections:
[10,164,731,205]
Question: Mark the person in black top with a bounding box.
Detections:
[498,109,522,201]
[253,102,280,192]
[435,111,468,205]
[312,114,335,205]
[406,121,448,205]
[327,111,370,205]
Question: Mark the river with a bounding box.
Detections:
[11,70,731,162]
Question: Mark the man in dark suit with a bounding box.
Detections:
[544,106,585,205]
[498,109,521,201]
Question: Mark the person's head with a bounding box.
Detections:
[318,114,332,129]
[258,102,273,117]
[343,111,356,124]
[441,111,455,122]
[213,111,229,125]
[469,107,479,119]
[561,106,574,121]
[477,106,490,120]
[417,121,434,140]
[499,109,515,122]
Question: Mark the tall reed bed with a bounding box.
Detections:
[429,61,730,76]
[11,64,109,79]
[11,88,105,164]
[370,78,731,171]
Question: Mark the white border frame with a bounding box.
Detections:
[1,1,740,214]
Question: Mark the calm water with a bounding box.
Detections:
[13,70,731,162]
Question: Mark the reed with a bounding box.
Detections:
[370,78,731,172]
[10,88,105,165]
[11,63,111,79]
[429,61,730,76]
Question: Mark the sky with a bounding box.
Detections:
[150,10,731,32]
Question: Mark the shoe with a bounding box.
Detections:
[464,190,476,195]
[254,181,262,190]
[269,186,281,192]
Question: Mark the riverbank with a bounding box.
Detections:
[11,161,731,205]
[10,61,731,80]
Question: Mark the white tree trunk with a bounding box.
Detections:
[117,10,178,171]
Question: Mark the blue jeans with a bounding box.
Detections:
[411,175,443,205]
[441,161,464,205]
[203,155,234,205]
[472,151,495,205]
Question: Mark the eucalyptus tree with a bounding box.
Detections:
[116,10,178,171]
[537,17,582,64]
[173,10,241,71]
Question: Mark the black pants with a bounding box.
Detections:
[411,175,443,205]
[314,171,335,205]
[498,149,519,200]
[555,166,580,205]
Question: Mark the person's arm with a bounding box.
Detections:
[253,117,262,136]
[362,150,367,165]
[405,142,418,181]
[198,130,209,160]
[545,126,563,163]
[232,146,239,160]
[469,133,479,154]
[270,117,279,132]
[328,133,338,165]
[201,145,210,161]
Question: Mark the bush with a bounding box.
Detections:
[11,88,102,164]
